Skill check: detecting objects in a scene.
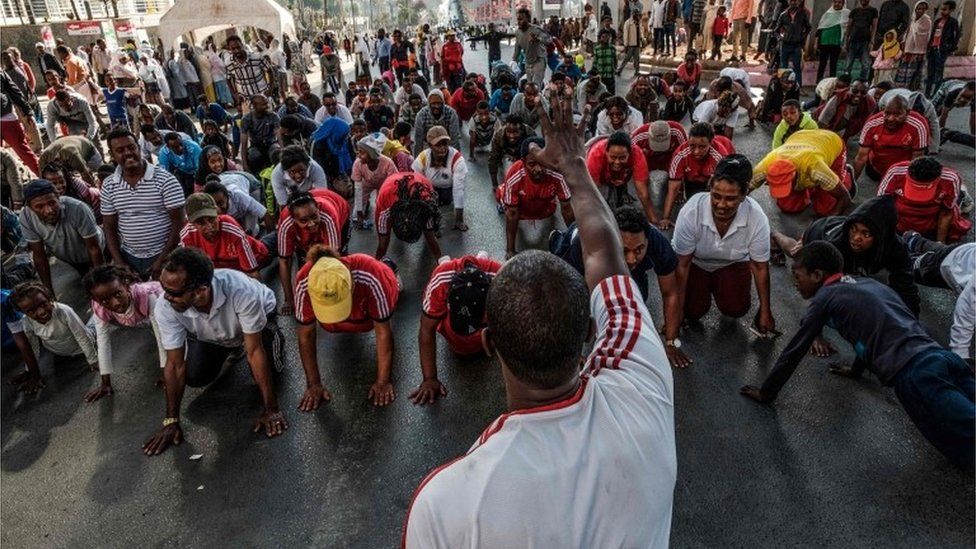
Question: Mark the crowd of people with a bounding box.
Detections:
[0,2,973,546]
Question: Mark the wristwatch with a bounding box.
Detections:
[665,338,681,349]
[162,417,180,427]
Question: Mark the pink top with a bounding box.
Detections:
[92,281,163,327]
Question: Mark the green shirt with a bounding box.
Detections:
[592,44,617,79]
[819,25,842,46]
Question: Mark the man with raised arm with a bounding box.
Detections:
[403,87,676,547]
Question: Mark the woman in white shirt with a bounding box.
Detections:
[595,96,644,136]
[672,154,777,338]
[693,90,740,139]
[84,265,167,402]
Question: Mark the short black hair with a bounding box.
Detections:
[203,180,229,196]
[139,123,157,135]
[793,241,844,275]
[106,126,138,148]
[162,247,214,289]
[486,250,589,389]
[836,73,852,85]
[393,121,412,139]
[782,99,802,110]
[874,80,894,91]
[614,204,649,234]
[506,114,524,126]
[476,100,489,110]
[280,145,310,169]
[607,130,631,149]
[11,281,53,310]
[907,156,942,183]
[280,114,302,131]
[688,122,714,140]
[164,131,181,143]
[943,0,956,9]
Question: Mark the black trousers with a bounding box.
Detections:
[912,242,962,289]
[184,314,284,387]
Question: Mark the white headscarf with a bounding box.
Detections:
[817,3,850,34]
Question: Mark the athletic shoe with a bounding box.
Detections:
[903,230,922,254]
[381,256,399,274]
[548,229,563,254]
[846,164,858,200]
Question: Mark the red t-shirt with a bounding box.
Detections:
[496,160,572,220]
[179,215,269,272]
[294,253,400,333]
[585,138,650,188]
[877,160,971,237]
[451,87,486,121]
[421,255,502,355]
[859,111,930,175]
[375,173,437,236]
[631,122,688,172]
[277,188,350,258]
[676,62,701,88]
[668,136,734,184]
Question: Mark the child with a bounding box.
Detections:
[3,287,44,395]
[771,99,818,147]
[660,80,696,123]
[101,74,130,129]
[83,265,166,403]
[201,119,233,158]
[9,282,98,391]
[676,51,702,99]
[711,6,730,61]
[871,30,902,85]
[469,101,499,160]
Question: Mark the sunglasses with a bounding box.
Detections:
[163,284,200,298]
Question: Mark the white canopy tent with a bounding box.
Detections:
[157,0,297,53]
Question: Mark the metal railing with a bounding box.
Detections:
[1,0,173,26]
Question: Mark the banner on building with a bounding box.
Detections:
[543,0,562,9]
[66,21,102,36]
[114,20,136,39]
[101,21,119,50]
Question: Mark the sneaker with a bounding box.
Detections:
[959,187,974,215]
[902,230,922,254]
[846,164,858,200]
[548,229,563,254]
[381,256,399,274]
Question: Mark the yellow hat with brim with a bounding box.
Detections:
[308,257,353,324]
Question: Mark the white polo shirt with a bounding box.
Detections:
[155,269,277,349]
[671,192,770,272]
[940,243,975,295]
[404,275,676,548]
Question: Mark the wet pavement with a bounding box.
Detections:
[2,42,973,548]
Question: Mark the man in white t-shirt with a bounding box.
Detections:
[404,89,676,548]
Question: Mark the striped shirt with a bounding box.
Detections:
[179,215,269,273]
[226,54,275,98]
[100,162,185,258]
[277,189,349,258]
[294,253,400,332]
[858,111,930,175]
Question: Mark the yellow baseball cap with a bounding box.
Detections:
[308,257,353,324]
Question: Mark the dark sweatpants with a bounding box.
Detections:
[184,315,284,387]
[685,261,752,320]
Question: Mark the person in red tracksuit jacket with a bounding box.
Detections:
[440,32,466,93]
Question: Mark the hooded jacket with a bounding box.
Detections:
[802,195,920,316]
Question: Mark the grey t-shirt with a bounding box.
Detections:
[240,112,281,146]
[19,196,104,264]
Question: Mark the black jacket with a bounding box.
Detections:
[802,195,920,316]
[928,15,960,56]
[37,51,66,80]
[0,72,32,119]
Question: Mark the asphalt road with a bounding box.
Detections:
[2,42,973,548]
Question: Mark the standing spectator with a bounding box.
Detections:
[389,30,415,85]
[204,44,234,106]
[137,56,166,106]
[469,22,516,66]
[55,45,96,103]
[1,71,39,174]
[894,1,931,90]
[814,0,849,82]
[592,30,618,94]
[101,127,186,279]
[664,0,680,56]
[179,48,202,109]
[875,0,910,47]
[165,50,189,110]
[617,11,643,76]
[440,32,466,93]
[710,6,731,60]
[844,0,878,82]
[224,35,275,108]
[374,29,392,74]
[730,0,755,63]
[925,0,960,96]
[35,43,65,81]
[775,0,811,87]
[514,7,552,85]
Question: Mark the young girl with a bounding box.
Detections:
[9,282,98,392]
[711,6,730,61]
[871,30,902,85]
[83,265,166,402]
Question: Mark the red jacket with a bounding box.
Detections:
[712,16,730,36]
[441,41,464,73]
[450,87,486,121]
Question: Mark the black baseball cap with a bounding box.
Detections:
[448,265,492,336]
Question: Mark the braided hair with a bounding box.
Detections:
[389,174,440,243]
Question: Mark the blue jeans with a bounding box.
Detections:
[780,43,803,87]
[893,348,975,468]
[121,249,161,279]
[844,40,871,82]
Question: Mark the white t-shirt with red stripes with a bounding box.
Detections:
[403,275,676,548]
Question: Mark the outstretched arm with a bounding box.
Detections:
[531,89,628,292]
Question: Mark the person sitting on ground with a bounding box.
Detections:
[277,189,350,315]
[903,237,974,362]
[18,179,104,295]
[83,265,166,403]
[739,241,974,469]
[595,96,644,136]
[276,95,315,121]
[9,281,98,394]
[200,119,233,158]
[38,135,102,187]
[770,195,920,325]
[815,79,876,140]
[314,91,355,124]
[508,82,549,133]
[143,247,287,456]
[625,74,660,122]
[586,131,657,224]
[154,103,200,141]
[412,89,462,155]
[877,88,942,154]
[693,90,740,139]
[853,95,929,181]
[39,161,101,222]
[403,87,676,548]
[932,79,975,149]
[294,244,400,409]
[771,99,817,148]
[411,252,502,405]
[750,129,854,217]
[240,94,281,175]
[412,126,469,231]
[488,115,533,191]
[660,80,696,123]
[672,154,777,337]
[469,101,499,160]
[662,122,735,228]
[397,92,426,128]
[270,145,328,207]
[498,137,575,259]
[352,133,398,229]
[877,157,970,243]
[757,70,800,125]
[632,119,687,192]
[550,203,689,367]
[158,131,203,196]
[373,172,442,259]
[179,193,271,276]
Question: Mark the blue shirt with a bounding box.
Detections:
[489,89,515,114]
[1,289,23,351]
[195,102,231,125]
[158,137,203,176]
[555,62,583,83]
[102,88,127,121]
[375,37,392,58]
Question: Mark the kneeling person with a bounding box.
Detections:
[180,193,271,277]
